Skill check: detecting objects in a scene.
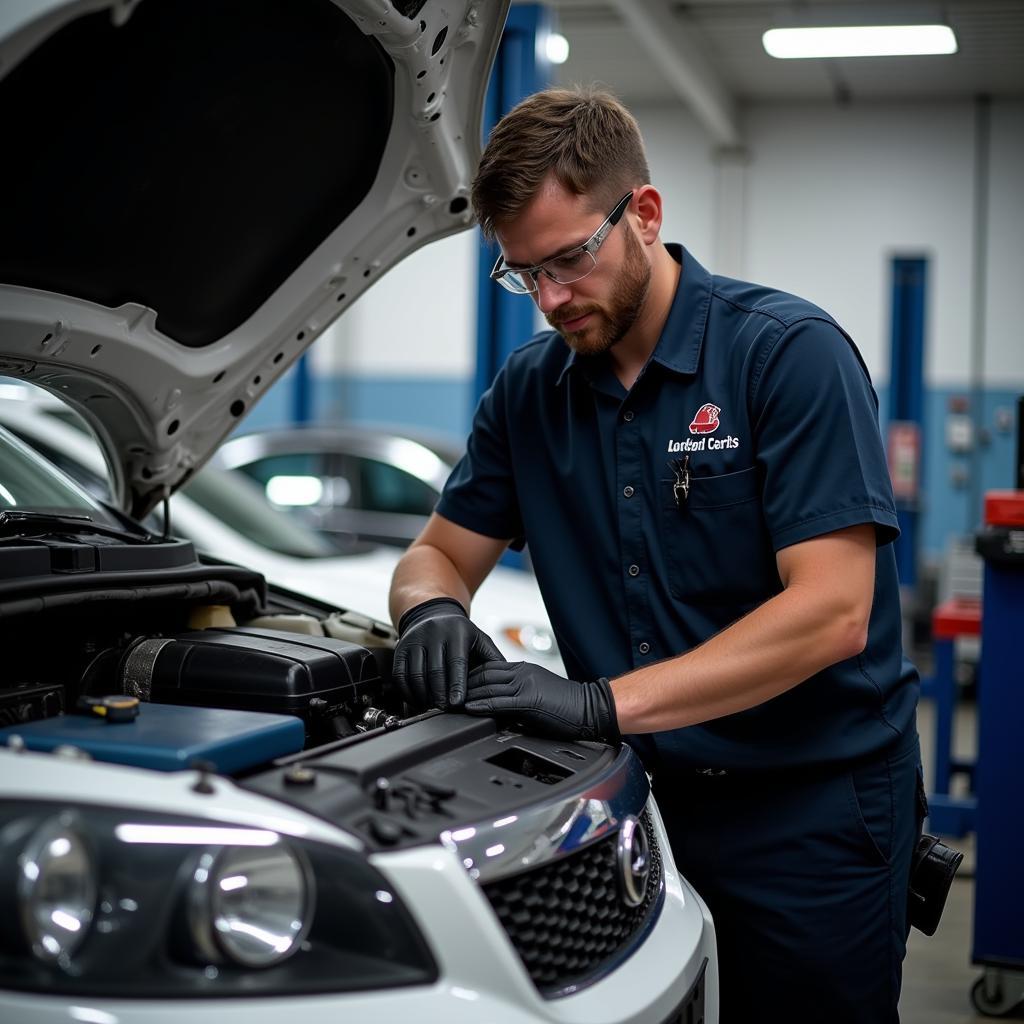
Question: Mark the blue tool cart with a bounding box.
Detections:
[969,486,1024,1017]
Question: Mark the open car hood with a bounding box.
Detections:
[0,0,507,518]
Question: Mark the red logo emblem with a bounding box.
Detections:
[689,403,721,435]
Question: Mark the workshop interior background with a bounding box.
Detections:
[244,7,1024,1015]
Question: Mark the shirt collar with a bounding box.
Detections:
[556,243,711,386]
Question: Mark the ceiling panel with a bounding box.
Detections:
[546,0,1024,104]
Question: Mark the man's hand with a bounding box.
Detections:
[393,597,504,710]
[463,662,619,742]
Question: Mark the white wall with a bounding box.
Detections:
[638,98,1024,389]
[313,230,477,378]
[986,100,1024,384]
[739,101,976,386]
[317,97,1024,390]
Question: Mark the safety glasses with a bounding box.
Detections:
[490,191,633,295]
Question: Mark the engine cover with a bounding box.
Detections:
[120,627,381,740]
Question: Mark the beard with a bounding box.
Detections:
[547,226,652,357]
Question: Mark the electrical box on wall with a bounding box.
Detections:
[946,413,974,453]
[887,421,921,502]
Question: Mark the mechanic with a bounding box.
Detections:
[388,87,922,1024]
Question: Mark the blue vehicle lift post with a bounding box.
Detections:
[473,4,552,569]
[887,256,926,587]
[474,3,552,405]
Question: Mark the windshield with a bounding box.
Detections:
[0,425,120,524]
[181,466,339,559]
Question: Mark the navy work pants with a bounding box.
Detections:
[654,734,923,1024]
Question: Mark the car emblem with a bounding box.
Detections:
[616,815,650,908]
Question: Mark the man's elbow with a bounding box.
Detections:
[829,604,871,662]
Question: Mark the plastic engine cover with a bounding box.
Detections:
[122,628,380,727]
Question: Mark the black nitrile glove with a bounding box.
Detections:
[393,597,504,710]
[463,661,619,742]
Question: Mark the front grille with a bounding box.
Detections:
[481,810,663,994]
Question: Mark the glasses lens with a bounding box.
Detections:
[493,247,599,294]
[497,270,535,294]
[543,248,597,285]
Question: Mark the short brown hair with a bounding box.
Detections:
[471,87,650,239]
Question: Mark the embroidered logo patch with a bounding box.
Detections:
[689,403,720,435]
[667,402,740,452]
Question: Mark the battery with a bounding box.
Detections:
[0,702,304,773]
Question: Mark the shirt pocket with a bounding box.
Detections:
[659,465,780,604]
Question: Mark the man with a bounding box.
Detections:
[388,88,921,1023]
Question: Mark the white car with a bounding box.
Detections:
[0,2,718,1022]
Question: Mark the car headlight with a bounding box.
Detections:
[17,814,96,962]
[187,843,313,968]
[0,804,436,998]
[503,624,559,658]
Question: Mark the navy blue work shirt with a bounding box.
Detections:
[438,245,918,772]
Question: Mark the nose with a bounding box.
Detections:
[533,273,572,314]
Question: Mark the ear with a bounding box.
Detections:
[631,185,663,245]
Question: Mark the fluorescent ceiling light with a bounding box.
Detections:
[545,32,570,65]
[763,25,957,59]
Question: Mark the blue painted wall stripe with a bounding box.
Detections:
[877,385,1022,561]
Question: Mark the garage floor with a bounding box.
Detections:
[898,697,1023,1022]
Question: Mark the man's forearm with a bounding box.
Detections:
[612,581,867,734]
[388,543,473,628]
[613,524,876,733]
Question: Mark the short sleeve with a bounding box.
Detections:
[751,318,899,551]
[435,363,526,549]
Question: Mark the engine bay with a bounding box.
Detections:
[0,555,615,854]
[0,583,402,747]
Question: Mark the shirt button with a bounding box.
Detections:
[623,410,635,422]
[638,642,651,655]
[623,485,634,498]
[628,564,640,577]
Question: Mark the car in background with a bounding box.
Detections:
[0,2,717,1022]
[0,386,562,669]
[213,423,462,549]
